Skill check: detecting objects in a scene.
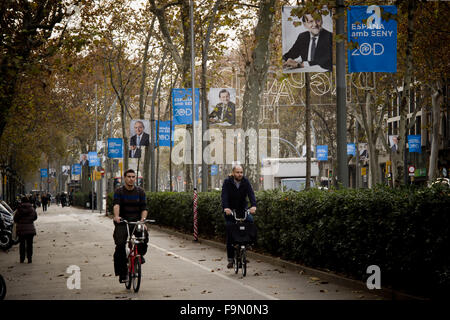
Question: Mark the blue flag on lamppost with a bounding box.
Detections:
[348,5,397,73]
[156,121,174,147]
[107,138,123,158]
[72,164,82,175]
[408,135,421,153]
[88,152,100,167]
[172,88,200,125]
[211,165,218,176]
[347,143,356,156]
[316,145,329,161]
[40,169,48,178]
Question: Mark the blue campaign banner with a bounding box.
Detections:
[88,152,100,167]
[172,88,200,125]
[108,138,123,158]
[40,169,48,178]
[156,121,174,147]
[347,143,356,156]
[348,5,397,73]
[211,165,218,176]
[408,135,421,153]
[72,164,82,175]
[316,145,328,161]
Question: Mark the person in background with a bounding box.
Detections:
[14,196,38,263]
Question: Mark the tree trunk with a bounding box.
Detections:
[428,88,442,182]
[241,0,277,189]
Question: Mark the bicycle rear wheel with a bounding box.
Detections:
[132,257,142,292]
[241,249,247,277]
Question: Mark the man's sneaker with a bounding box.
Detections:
[227,260,234,269]
[119,274,129,283]
[141,256,145,264]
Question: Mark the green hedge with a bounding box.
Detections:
[107,185,450,298]
[72,191,91,208]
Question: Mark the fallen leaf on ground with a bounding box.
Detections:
[320,289,328,293]
[198,259,206,262]
[310,277,320,282]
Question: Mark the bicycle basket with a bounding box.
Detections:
[229,222,257,245]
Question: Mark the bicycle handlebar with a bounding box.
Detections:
[120,219,156,224]
[232,209,250,222]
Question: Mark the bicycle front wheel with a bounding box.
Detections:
[241,249,247,277]
[125,257,132,290]
[234,247,239,274]
[132,257,142,292]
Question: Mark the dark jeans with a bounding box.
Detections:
[113,222,149,276]
[19,235,34,262]
[42,203,47,211]
[225,213,253,260]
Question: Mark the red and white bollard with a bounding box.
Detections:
[193,188,198,241]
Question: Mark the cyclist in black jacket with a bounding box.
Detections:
[221,165,256,269]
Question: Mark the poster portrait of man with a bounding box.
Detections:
[359,143,369,162]
[208,88,236,126]
[282,6,333,73]
[389,135,399,153]
[80,154,89,166]
[129,119,150,158]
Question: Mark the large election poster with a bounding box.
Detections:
[172,88,200,125]
[156,121,174,147]
[316,145,328,161]
[282,6,333,73]
[208,88,236,126]
[348,5,397,73]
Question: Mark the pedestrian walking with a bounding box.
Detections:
[14,196,38,263]
[41,193,48,212]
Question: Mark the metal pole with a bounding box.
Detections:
[336,0,348,188]
[355,119,360,188]
[190,0,198,242]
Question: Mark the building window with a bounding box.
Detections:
[388,122,392,135]
[416,115,421,136]
[394,121,398,135]
[410,89,415,114]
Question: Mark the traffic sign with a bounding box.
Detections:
[408,165,415,176]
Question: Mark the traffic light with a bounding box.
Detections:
[88,173,91,181]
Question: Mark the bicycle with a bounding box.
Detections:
[230,209,256,277]
[120,218,155,292]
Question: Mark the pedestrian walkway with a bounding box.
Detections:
[0,205,385,300]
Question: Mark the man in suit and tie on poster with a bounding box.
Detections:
[390,135,399,153]
[209,89,236,126]
[80,154,89,166]
[129,120,150,158]
[283,12,332,72]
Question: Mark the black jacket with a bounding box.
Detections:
[14,203,37,236]
[221,176,256,220]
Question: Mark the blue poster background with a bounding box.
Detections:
[316,145,329,161]
[156,121,174,147]
[347,143,356,156]
[172,88,200,125]
[408,135,421,153]
[211,165,218,176]
[348,5,397,72]
[40,169,48,178]
[108,138,123,158]
[88,152,100,167]
[72,164,82,175]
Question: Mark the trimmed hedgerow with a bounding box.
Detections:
[107,185,450,298]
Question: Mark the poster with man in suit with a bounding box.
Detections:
[282,6,333,73]
[208,88,236,126]
[129,119,150,158]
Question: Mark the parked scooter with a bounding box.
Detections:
[0,206,14,251]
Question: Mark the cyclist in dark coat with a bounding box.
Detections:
[14,196,37,263]
[221,165,256,269]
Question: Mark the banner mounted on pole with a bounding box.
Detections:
[348,5,397,73]
[72,164,82,176]
[40,169,48,178]
[172,88,200,125]
[408,135,421,153]
[155,121,175,147]
[107,138,123,158]
[316,145,329,161]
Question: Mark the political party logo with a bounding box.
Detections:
[348,5,397,72]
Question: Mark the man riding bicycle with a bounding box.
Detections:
[113,169,149,283]
[221,165,256,269]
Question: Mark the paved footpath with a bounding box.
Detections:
[0,205,384,300]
